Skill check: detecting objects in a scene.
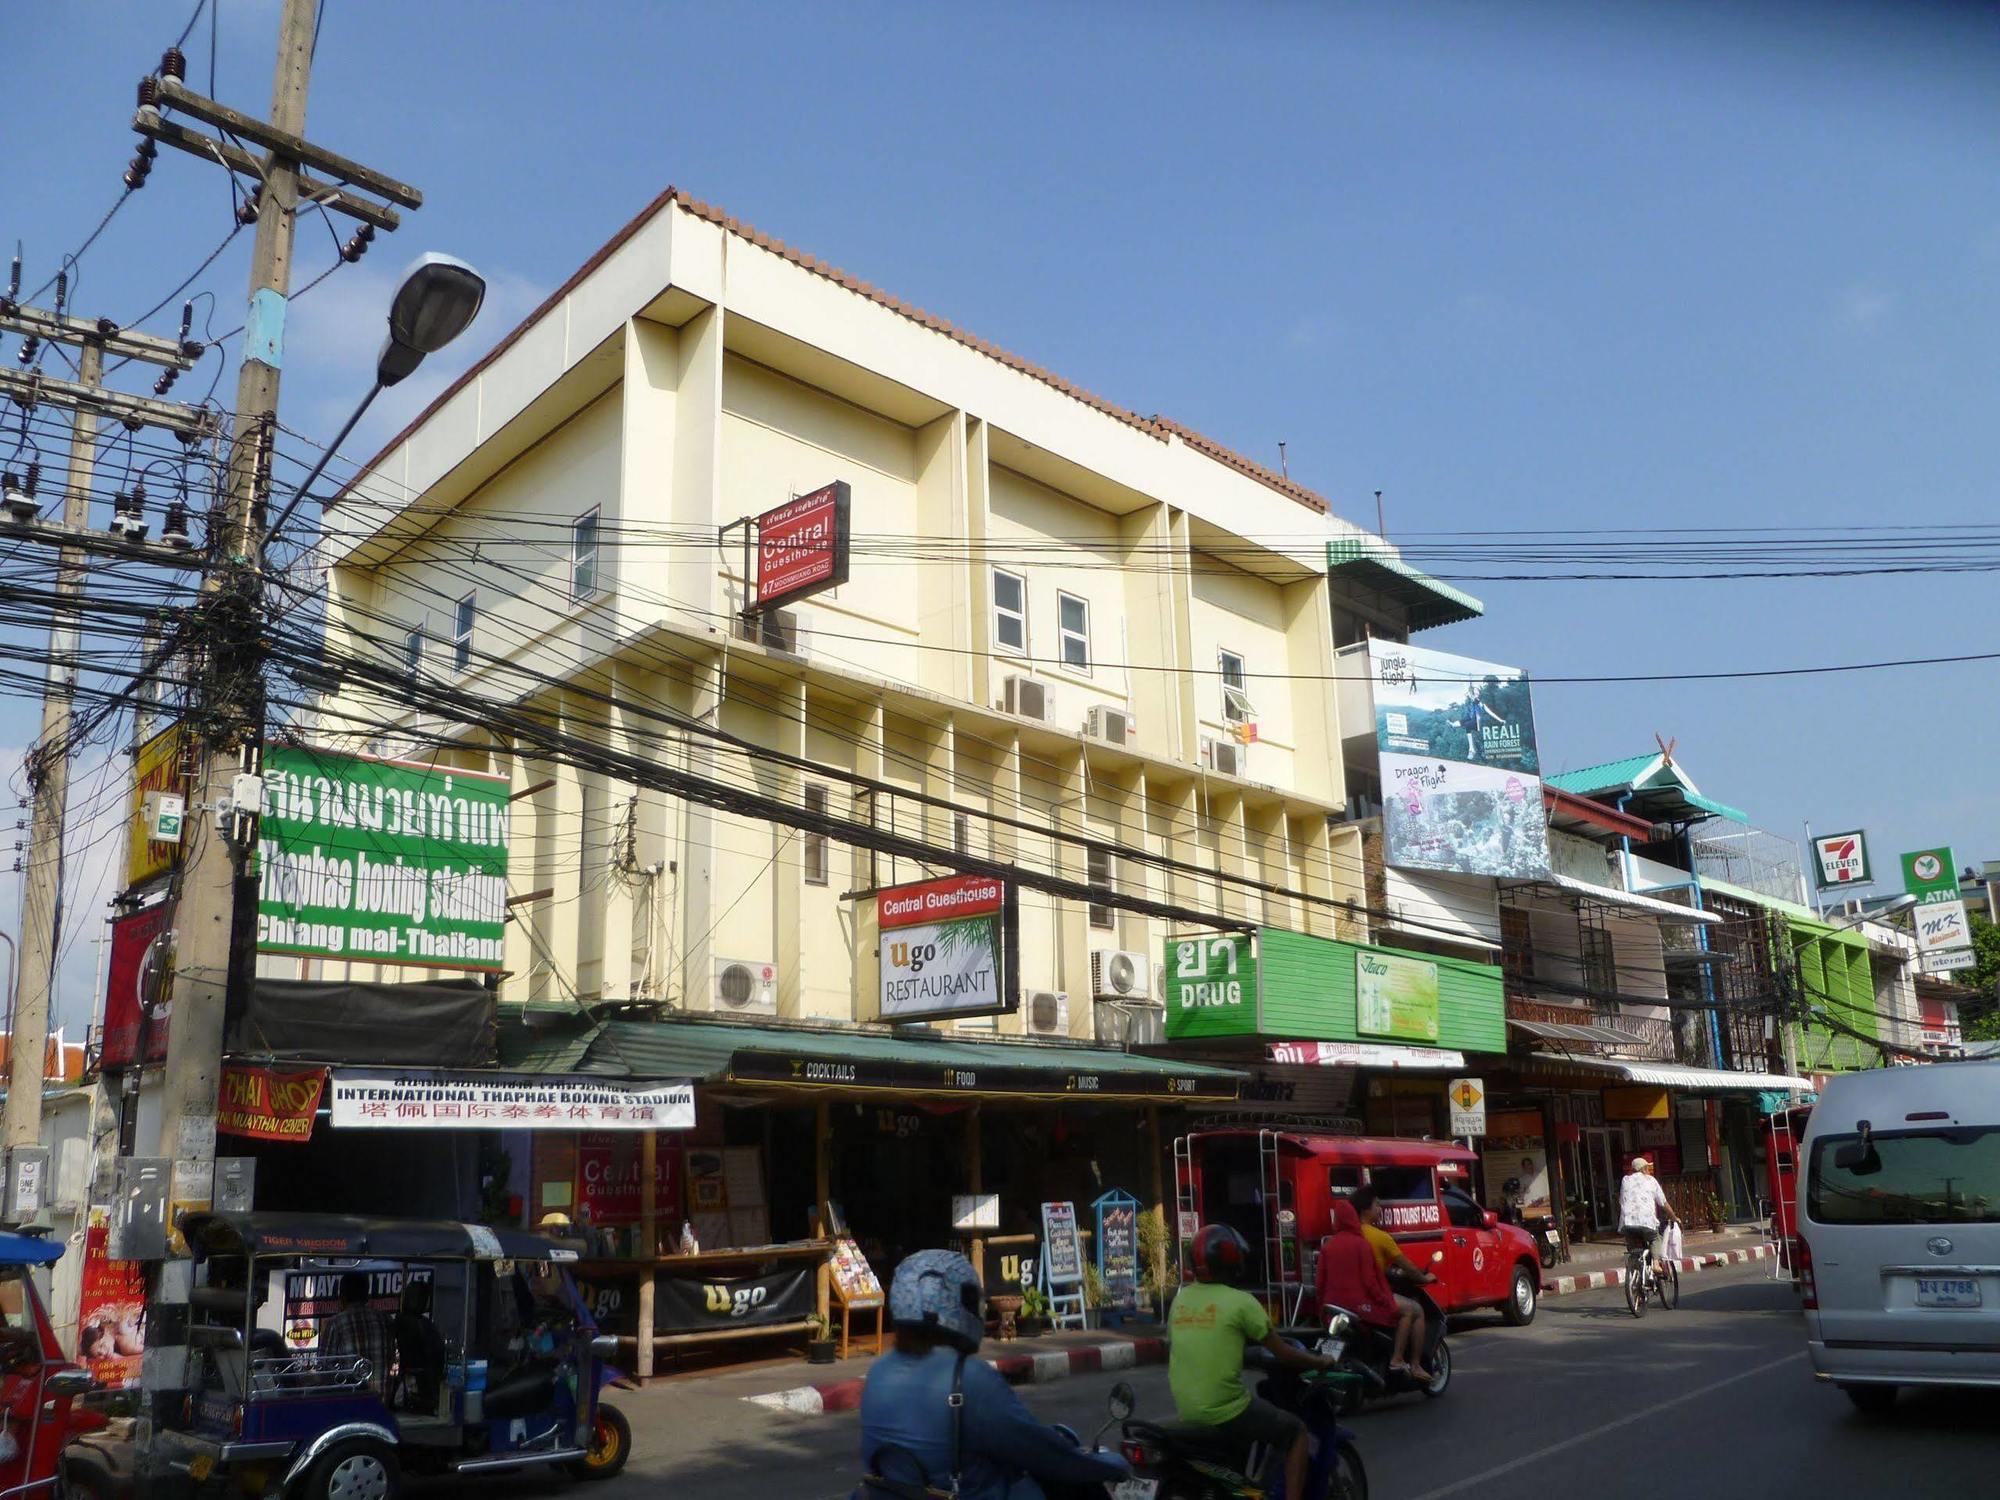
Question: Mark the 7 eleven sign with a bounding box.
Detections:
[1813,830,1872,889]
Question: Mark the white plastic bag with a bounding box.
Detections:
[1662,1221,1684,1262]
[0,1417,17,1466]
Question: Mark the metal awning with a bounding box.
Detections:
[1526,1052,1811,1091]
[1268,1041,1467,1071]
[1508,1017,1649,1048]
[1525,873,1722,924]
[1326,538,1484,631]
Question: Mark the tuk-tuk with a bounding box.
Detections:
[156,1212,630,1499]
[0,1229,97,1499]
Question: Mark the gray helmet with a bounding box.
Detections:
[889,1249,984,1353]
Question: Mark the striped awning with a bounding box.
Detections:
[1526,1052,1811,1091]
[1507,1017,1649,1048]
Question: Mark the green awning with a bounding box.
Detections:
[498,1012,1241,1102]
[1682,790,1748,824]
[1327,538,1483,632]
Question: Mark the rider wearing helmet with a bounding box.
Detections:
[1168,1225,1335,1500]
[856,1249,1131,1499]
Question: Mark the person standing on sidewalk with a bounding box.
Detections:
[1618,1157,1678,1277]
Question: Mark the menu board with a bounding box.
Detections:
[1040,1201,1083,1288]
[829,1237,883,1306]
[1095,1197,1139,1311]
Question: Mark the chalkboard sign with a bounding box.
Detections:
[1093,1191,1139,1312]
[1039,1201,1083,1288]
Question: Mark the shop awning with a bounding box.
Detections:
[1531,873,1722,925]
[1267,1041,1467,1071]
[1326,537,1484,631]
[499,1014,1242,1102]
[1525,1053,1810,1091]
[1507,1017,1650,1048]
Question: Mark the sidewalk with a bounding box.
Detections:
[1542,1227,1781,1297]
[1556,1223,1768,1272]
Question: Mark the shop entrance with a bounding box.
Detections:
[828,1103,970,1284]
[1582,1127,1620,1230]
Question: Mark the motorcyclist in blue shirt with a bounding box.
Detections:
[855,1250,1132,1500]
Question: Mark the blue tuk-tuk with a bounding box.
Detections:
[155,1212,630,1499]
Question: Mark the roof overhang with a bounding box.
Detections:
[1524,1052,1810,1091]
[1326,538,1483,632]
[1508,872,1723,924]
[1543,785,1654,842]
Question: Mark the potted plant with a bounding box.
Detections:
[805,1312,837,1365]
[1137,1207,1178,1320]
[1082,1264,1106,1330]
[1017,1287,1051,1338]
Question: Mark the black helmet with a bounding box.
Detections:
[1191,1223,1252,1285]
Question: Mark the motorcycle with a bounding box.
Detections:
[1319,1267,1452,1406]
[1112,1352,1368,1500]
[1499,1179,1565,1270]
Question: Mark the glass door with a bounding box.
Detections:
[1585,1127,1619,1231]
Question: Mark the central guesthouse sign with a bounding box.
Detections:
[876,873,1015,1022]
[754,481,851,609]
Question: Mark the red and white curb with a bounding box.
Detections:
[1543,1242,1774,1298]
[745,1336,1168,1416]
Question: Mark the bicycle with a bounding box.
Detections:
[1621,1230,1680,1317]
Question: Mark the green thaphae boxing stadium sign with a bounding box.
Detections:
[257,746,510,971]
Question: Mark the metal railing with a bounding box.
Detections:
[247,1352,375,1397]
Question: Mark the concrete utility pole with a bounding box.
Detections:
[154,0,319,1219]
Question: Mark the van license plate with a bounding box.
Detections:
[1915,1278,1982,1309]
[1112,1482,1158,1500]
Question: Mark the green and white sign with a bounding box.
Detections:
[257,746,510,970]
[1902,847,1960,903]
[1164,933,1259,1039]
[1356,949,1440,1042]
[1901,847,1974,974]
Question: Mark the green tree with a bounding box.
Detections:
[1958,914,2000,1042]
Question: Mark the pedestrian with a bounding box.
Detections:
[318,1271,395,1396]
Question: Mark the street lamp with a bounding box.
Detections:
[265,254,487,548]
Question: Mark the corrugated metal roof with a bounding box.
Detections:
[1545,754,1663,796]
[1325,539,1484,631]
[1681,789,1748,824]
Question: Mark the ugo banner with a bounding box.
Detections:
[1367,641,1548,879]
[655,1266,815,1334]
[217,1064,325,1142]
[329,1069,695,1130]
[257,745,510,971]
[1356,949,1441,1043]
[877,873,1009,1021]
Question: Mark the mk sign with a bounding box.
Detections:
[755,481,851,609]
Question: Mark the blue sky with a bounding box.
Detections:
[5,0,1998,1027]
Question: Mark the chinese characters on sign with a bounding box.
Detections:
[754,481,852,608]
[328,1070,696,1130]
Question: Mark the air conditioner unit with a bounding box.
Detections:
[1084,705,1136,747]
[737,608,806,654]
[712,957,779,1015]
[1025,990,1069,1036]
[1091,948,1153,1001]
[1203,737,1244,776]
[1004,675,1048,722]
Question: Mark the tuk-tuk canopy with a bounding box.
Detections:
[178,1211,574,1264]
[0,1230,63,1266]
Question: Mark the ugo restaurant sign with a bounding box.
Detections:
[876,873,1010,1022]
[257,746,510,971]
[755,480,851,608]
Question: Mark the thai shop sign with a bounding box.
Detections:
[876,873,1013,1022]
[329,1069,696,1130]
[1902,847,1975,974]
[1164,932,1259,1039]
[1366,640,1548,879]
[257,746,510,970]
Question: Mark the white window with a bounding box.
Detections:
[1057,591,1090,674]
[404,626,425,677]
[453,592,476,672]
[1087,845,1115,930]
[993,569,1027,655]
[571,508,600,600]
[1219,649,1253,723]
[803,784,829,886]
[953,811,971,857]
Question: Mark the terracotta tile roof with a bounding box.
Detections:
[342,187,1330,517]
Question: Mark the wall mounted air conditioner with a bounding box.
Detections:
[1203,737,1244,776]
[737,608,806,654]
[1090,948,1153,1001]
[1084,706,1136,747]
[1004,675,1048,722]
[1025,990,1069,1036]
[712,957,779,1016]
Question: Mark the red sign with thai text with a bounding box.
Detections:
[878,873,1006,930]
[101,902,172,1068]
[217,1064,325,1142]
[76,1212,146,1388]
[577,1133,682,1227]
[755,481,851,607]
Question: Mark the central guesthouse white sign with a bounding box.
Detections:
[876,874,1012,1022]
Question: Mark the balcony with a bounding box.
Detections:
[1505,994,1678,1062]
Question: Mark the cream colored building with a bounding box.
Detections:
[320,188,1384,1040]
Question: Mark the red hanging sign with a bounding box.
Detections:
[217,1064,326,1142]
[101,902,172,1068]
[754,481,851,608]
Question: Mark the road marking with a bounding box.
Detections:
[1403,1350,1806,1500]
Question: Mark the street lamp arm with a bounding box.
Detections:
[263,382,381,555]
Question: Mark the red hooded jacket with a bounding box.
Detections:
[1315,1198,1398,1329]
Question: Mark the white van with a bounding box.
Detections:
[1800,1060,2000,1412]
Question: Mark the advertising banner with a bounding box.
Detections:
[75,1209,146,1387]
[1367,641,1548,878]
[1163,932,1258,1040]
[877,873,1009,1021]
[328,1070,695,1130]
[100,901,172,1068]
[1355,949,1440,1043]
[1811,830,1871,889]
[256,746,510,971]
[128,724,190,886]
[1481,1146,1552,1220]
[283,1266,415,1351]
[217,1064,324,1142]
[755,481,851,608]
[576,1132,682,1227]
[654,1266,815,1333]
[980,1241,1036,1303]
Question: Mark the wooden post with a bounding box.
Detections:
[1146,1105,1168,1307]
[636,1131,658,1379]
[965,1103,984,1278]
[815,1100,832,1322]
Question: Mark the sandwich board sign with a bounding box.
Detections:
[1038,1201,1087,1331]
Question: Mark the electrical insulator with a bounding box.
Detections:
[340,224,376,263]
[17,336,38,366]
[155,366,181,397]
[161,499,193,549]
[178,300,194,341]
[236,196,260,226]
[5,254,18,301]
[53,271,66,314]
[23,463,37,497]
[137,76,159,109]
[0,472,31,522]
[160,47,185,81]
[125,138,157,191]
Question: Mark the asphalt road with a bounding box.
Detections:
[457,1261,1994,1500]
